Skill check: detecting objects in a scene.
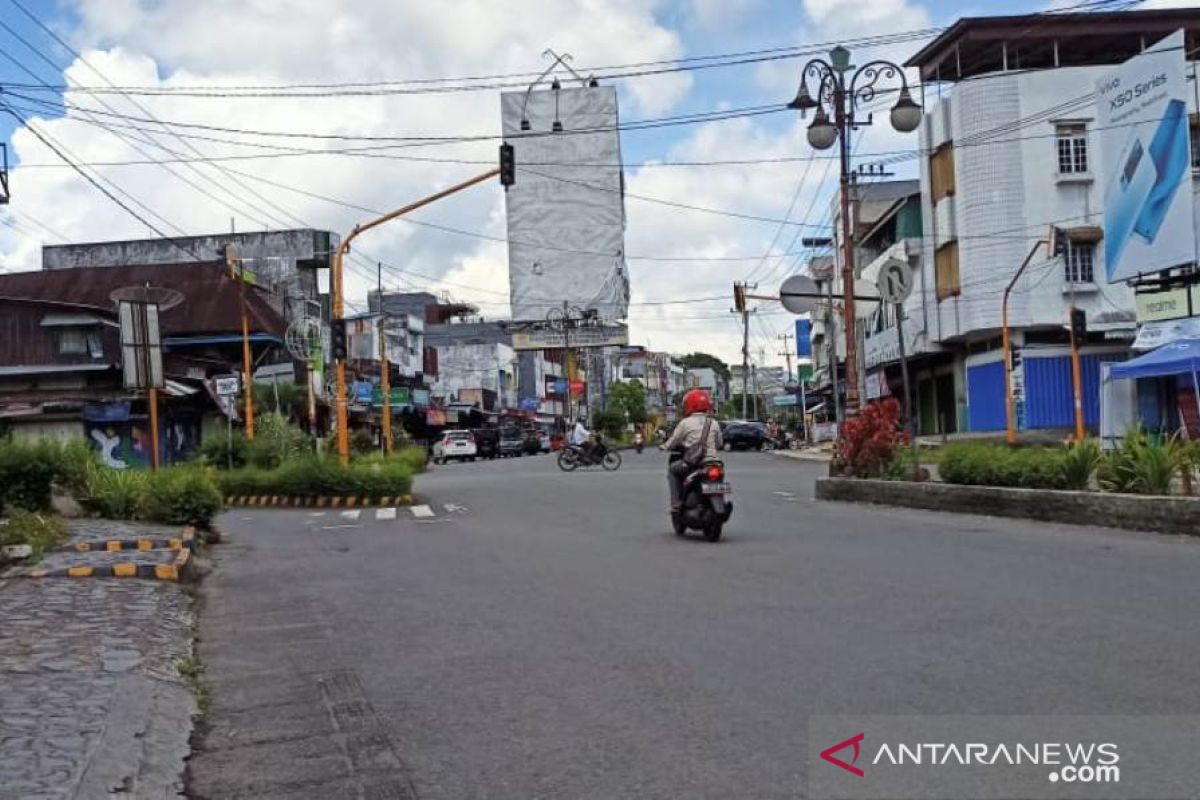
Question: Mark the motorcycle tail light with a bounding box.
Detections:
[705,465,723,482]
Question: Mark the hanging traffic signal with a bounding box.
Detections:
[1069,306,1087,343]
[1051,226,1069,259]
[330,318,348,361]
[499,143,515,188]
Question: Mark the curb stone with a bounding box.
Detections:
[224,494,415,508]
[66,527,196,553]
[11,530,194,581]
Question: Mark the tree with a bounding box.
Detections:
[675,352,731,383]
[607,379,647,425]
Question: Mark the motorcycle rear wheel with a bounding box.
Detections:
[703,520,723,543]
[557,450,579,472]
[671,513,687,536]
[601,451,622,471]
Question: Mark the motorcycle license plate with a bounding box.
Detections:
[701,482,731,495]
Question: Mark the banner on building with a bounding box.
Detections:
[1098,30,1195,283]
[512,324,629,351]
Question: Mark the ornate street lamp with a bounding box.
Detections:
[787,46,921,415]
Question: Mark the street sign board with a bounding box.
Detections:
[796,319,812,357]
[772,394,798,407]
[214,375,240,396]
[780,274,818,314]
[118,300,163,390]
[797,363,814,381]
[511,324,629,351]
[875,258,913,304]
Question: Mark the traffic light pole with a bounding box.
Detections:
[1002,239,1049,446]
[333,167,501,464]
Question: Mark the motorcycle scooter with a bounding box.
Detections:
[668,451,733,542]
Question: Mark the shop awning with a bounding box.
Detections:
[1109,339,1200,380]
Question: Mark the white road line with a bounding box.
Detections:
[321,524,358,530]
[376,507,397,521]
[443,503,469,514]
[309,512,326,517]
[340,510,361,520]
[411,505,435,518]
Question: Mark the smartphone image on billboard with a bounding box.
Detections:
[1134,98,1190,243]
[1103,133,1157,281]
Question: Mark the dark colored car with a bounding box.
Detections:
[472,428,499,460]
[498,427,526,457]
[723,421,768,451]
[521,429,542,455]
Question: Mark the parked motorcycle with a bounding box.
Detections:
[557,437,623,472]
[669,452,733,542]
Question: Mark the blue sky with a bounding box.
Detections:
[0,0,1092,363]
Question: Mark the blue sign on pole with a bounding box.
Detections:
[796,319,812,357]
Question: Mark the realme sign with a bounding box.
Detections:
[1135,287,1191,321]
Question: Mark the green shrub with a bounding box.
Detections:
[246,412,313,469]
[216,456,413,499]
[939,443,1066,490]
[1061,438,1101,490]
[0,437,98,512]
[0,509,68,559]
[140,468,223,528]
[199,432,248,469]
[393,445,428,474]
[350,428,376,455]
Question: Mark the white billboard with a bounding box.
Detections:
[501,85,629,322]
[1098,30,1195,283]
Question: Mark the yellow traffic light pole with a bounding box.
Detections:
[333,167,501,464]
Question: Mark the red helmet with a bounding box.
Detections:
[682,388,713,416]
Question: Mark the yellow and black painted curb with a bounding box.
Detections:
[21,547,192,582]
[224,494,415,508]
[67,527,196,553]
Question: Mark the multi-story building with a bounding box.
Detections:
[826,9,1200,435]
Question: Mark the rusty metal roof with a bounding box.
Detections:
[0,262,286,336]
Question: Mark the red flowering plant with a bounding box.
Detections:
[834,398,909,478]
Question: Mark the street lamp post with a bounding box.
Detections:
[787,46,922,416]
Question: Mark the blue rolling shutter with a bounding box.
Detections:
[966,361,1007,431]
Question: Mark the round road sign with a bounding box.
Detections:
[875,258,913,304]
[779,274,818,314]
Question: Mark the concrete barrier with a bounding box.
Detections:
[815,478,1200,536]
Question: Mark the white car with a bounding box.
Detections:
[433,430,478,464]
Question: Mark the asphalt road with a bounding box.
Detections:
[188,450,1200,799]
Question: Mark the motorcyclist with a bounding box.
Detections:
[662,389,723,512]
[571,417,594,462]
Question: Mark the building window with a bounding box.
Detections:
[58,328,88,355]
[1190,113,1200,171]
[1055,123,1088,174]
[1064,241,1095,284]
[935,241,960,301]
[929,143,955,202]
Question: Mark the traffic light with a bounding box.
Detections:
[1050,226,1069,259]
[733,282,746,312]
[499,143,515,188]
[1069,307,1087,343]
[330,318,348,361]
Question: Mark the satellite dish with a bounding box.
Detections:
[110,285,184,311]
[779,274,818,315]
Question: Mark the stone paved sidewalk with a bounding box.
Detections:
[0,575,195,799]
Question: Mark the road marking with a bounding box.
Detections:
[773,491,796,498]
[411,504,435,518]
[309,512,326,517]
[376,508,397,521]
[443,503,468,514]
[321,524,358,530]
[340,510,361,521]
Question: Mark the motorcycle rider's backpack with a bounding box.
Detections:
[683,415,713,468]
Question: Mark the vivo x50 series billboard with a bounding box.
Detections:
[1098,30,1196,284]
[501,84,630,322]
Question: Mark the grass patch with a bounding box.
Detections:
[177,655,212,719]
[0,509,69,560]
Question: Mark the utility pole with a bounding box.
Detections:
[778,333,794,380]
[225,244,254,441]
[378,262,391,455]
